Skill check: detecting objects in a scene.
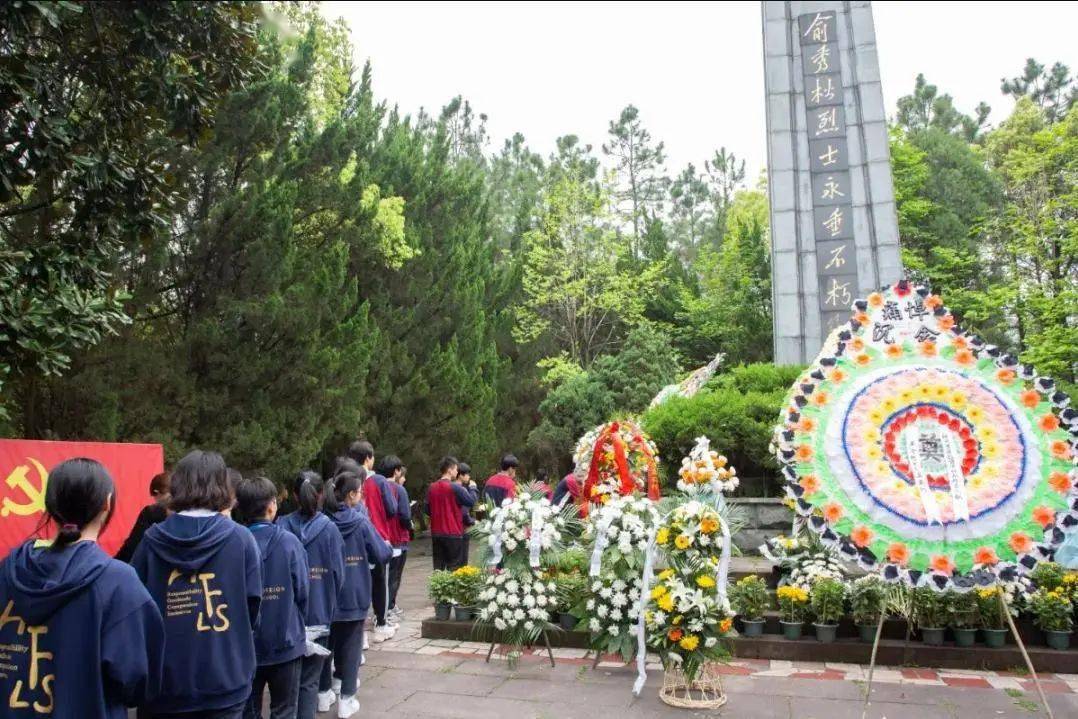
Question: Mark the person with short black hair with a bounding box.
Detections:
[0,458,165,719]
[456,462,479,564]
[278,471,345,719]
[132,450,263,719]
[348,440,398,643]
[381,457,410,619]
[425,456,475,570]
[316,470,391,717]
[482,453,519,507]
[235,477,308,719]
[115,470,171,563]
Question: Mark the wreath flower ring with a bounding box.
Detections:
[773,280,1078,591]
[577,419,661,513]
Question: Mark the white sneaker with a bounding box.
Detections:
[362,633,370,650]
[317,690,337,712]
[331,677,341,695]
[337,695,360,718]
[372,624,396,643]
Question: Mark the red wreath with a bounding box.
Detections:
[580,421,660,512]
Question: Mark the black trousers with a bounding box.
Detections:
[296,636,329,719]
[431,535,464,570]
[462,534,470,565]
[388,550,407,609]
[371,561,389,626]
[318,620,364,696]
[244,657,301,719]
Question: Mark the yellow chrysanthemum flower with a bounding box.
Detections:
[657,594,675,612]
[650,585,667,599]
[674,534,693,550]
[678,635,700,651]
[696,576,716,589]
[656,528,670,546]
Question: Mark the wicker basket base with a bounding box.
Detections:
[659,662,727,710]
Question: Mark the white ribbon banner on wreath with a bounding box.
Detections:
[529,504,545,569]
[941,431,971,522]
[908,424,943,525]
[488,506,506,566]
[589,512,615,577]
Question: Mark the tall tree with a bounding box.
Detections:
[703,147,747,248]
[668,163,712,263]
[1001,58,1077,124]
[602,105,668,256]
[896,73,990,142]
[0,1,263,420]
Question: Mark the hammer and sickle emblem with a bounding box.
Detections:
[2,458,48,517]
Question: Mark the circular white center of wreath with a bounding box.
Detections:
[824,365,1041,542]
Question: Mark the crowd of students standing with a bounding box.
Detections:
[0,440,567,718]
[0,440,416,719]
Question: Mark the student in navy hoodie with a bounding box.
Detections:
[0,458,165,719]
[133,450,262,719]
[234,477,309,719]
[278,470,344,719]
[379,455,410,620]
[347,440,398,642]
[317,470,391,718]
[455,462,478,565]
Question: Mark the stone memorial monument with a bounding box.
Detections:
[762,1,902,364]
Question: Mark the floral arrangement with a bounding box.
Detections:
[471,491,577,573]
[645,567,734,682]
[729,575,770,621]
[1030,561,1067,592]
[476,570,556,661]
[976,587,1009,630]
[576,419,661,506]
[582,494,660,574]
[772,280,1077,590]
[849,575,887,626]
[782,549,846,592]
[1029,588,1074,633]
[810,577,846,625]
[910,586,948,629]
[677,436,738,495]
[947,590,978,629]
[429,569,455,605]
[776,585,810,623]
[579,572,644,660]
[655,500,727,566]
[451,565,483,607]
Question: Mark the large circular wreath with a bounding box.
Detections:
[774,281,1077,589]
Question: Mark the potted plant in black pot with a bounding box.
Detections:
[1030,588,1074,650]
[776,585,809,639]
[810,577,846,643]
[556,572,587,631]
[429,569,455,621]
[730,575,770,637]
[849,575,886,643]
[948,590,978,647]
[911,586,947,646]
[452,565,482,621]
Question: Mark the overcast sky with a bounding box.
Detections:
[320,1,1077,182]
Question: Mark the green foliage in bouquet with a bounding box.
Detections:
[810,578,846,625]
[729,575,770,621]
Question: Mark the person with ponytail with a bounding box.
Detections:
[132,450,262,719]
[0,458,165,718]
[316,470,391,718]
[277,470,344,719]
[235,477,308,719]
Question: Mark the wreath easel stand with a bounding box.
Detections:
[484,628,556,668]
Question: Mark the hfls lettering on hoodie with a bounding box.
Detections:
[0,540,164,719]
[132,513,262,714]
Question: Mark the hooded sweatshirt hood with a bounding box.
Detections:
[328,507,363,541]
[140,512,237,573]
[2,540,109,625]
[278,511,333,547]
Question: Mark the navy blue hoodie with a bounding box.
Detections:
[248,522,309,666]
[132,513,262,714]
[0,540,164,719]
[278,511,344,626]
[327,507,392,621]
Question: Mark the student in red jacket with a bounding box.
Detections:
[482,454,519,507]
[425,457,476,570]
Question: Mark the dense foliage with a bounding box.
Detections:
[1,4,1074,494]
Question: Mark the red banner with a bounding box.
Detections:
[0,439,164,557]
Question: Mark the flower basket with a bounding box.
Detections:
[659,662,727,710]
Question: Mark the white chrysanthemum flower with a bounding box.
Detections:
[514,608,526,620]
[608,624,620,636]
[589,618,601,632]
[494,618,507,630]
[596,605,609,618]
[610,608,623,621]
[705,637,717,648]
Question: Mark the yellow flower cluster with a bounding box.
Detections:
[696,576,716,589]
[656,528,670,545]
[674,534,692,550]
[776,586,808,603]
[453,565,480,577]
[976,587,999,600]
[678,635,700,651]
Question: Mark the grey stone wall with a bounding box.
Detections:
[729,497,793,551]
[763,1,902,364]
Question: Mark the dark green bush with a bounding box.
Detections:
[641,363,804,495]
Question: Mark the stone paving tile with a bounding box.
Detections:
[940,675,992,689]
[489,676,634,707]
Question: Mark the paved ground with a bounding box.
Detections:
[351,538,1078,718]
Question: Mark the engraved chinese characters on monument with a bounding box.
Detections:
[763,2,903,362]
